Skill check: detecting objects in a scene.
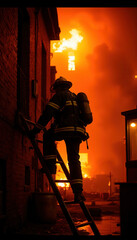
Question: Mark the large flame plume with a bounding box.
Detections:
[52,29,83,53]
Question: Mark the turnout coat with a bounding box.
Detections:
[35,89,89,141]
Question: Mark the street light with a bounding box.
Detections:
[115,109,137,237]
[121,109,137,182]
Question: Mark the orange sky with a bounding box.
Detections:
[51,7,137,182]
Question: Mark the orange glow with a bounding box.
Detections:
[79,153,91,179]
[79,153,88,167]
[56,151,90,186]
[83,173,88,178]
[52,29,83,53]
[108,181,111,187]
[51,8,137,185]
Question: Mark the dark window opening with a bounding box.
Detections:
[0,160,6,215]
[41,43,47,113]
[37,169,43,192]
[50,66,57,97]
[25,166,30,186]
[17,8,30,118]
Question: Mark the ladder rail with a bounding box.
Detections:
[19,113,100,236]
[56,150,100,236]
[32,137,79,236]
[19,113,79,236]
[79,201,100,235]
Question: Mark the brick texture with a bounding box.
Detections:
[0,8,58,232]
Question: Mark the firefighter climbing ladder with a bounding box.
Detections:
[19,114,100,237]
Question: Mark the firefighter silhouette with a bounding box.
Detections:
[30,76,93,202]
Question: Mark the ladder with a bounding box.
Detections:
[19,114,100,237]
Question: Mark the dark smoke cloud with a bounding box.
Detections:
[87,42,137,103]
[84,8,137,180]
[55,8,137,180]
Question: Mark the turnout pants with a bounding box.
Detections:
[43,128,83,194]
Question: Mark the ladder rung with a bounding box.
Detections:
[64,201,77,205]
[20,114,100,236]
[56,161,63,164]
[36,139,43,143]
[55,180,70,183]
[76,221,92,228]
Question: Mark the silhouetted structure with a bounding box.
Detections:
[0,7,60,233]
[121,108,137,182]
[117,109,137,237]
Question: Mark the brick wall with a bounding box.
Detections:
[0,8,58,232]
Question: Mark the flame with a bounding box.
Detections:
[52,29,83,53]
[80,153,90,179]
[68,55,75,71]
[57,178,70,188]
[83,173,88,178]
[56,152,90,188]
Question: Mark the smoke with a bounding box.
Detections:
[54,7,137,180]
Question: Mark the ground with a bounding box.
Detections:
[15,200,120,237]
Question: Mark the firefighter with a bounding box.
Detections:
[30,76,91,202]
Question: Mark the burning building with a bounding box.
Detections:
[51,28,83,71]
[0,7,60,232]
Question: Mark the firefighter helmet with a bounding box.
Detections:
[52,76,72,90]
